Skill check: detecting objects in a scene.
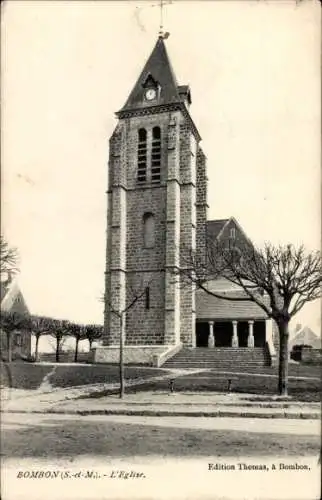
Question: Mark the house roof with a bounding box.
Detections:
[119,36,182,113]
[206,217,253,246]
[1,277,29,315]
[206,219,230,241]
[289,327,321,349]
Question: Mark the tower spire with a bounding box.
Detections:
[118,35,180,113]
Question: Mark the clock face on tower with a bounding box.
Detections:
[145,88,157,101]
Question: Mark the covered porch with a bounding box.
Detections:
[195,320,266,348]
[195,282,272,350]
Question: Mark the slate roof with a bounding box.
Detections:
[120,37,183,112]
[196,288,268,320]
[1,278,29,315]
[206,219,230,241]
[196,279,268,320]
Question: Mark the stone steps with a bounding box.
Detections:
[163,347,269,369]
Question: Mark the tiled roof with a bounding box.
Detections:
[206,219,229,241]
[120,37,182,112]
[196,285,268,321]
[290,327,321,349]
[1,278,29,315]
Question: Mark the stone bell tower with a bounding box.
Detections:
[94,36,208,364]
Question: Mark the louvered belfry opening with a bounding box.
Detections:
[151,126,161,183]
[137,128,147,183]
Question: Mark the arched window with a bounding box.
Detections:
[143,212,155,248]
[137,128,147,183]
[151,126,161,183]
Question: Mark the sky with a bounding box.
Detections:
[1,0,321,333]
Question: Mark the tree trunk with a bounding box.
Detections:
[89,339,93,350]
[35,334,40,362]
[55,337,60,363]
[277,320,290,396]
[119,313,125,399]
[6,331,12,363]
[74,337,79,363]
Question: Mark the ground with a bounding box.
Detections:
[1,362,320,500]
[2,413,320,459]
[2,413,320,500]
[125,369,321,402]
[1,362,166,389]
[1,362,320,402]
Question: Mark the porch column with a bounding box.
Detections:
[247,320,255,347]
[232,320,238,347]
[208,321,215,348]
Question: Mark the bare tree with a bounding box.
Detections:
[180,240,322,396]
[49,319,70,363]
[84,324,103,351]
[69,322,85,362]
[30,315,53,362]
[105,280,152,398]
[0,235,19,276]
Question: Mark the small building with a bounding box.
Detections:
[289,325,321,350]
[1,275,31,358]
[195,217,277,354]
[193,217,278,370]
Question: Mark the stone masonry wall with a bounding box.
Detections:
[126,271,165,345]
[104,123,127,345]
[179,124,197,346]
[124,113,177,344]
[104,109,200,348]
[164,115,181,345]
[196,147,208,263]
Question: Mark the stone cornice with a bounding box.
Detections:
[107,180,196,192]
[195,202,209,208]
[116,102,201,142]
[107,268,127,273]
[106,268,166,274]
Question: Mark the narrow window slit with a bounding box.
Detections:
[145,287,150,309]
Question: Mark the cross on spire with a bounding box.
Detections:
[158,0,172,38]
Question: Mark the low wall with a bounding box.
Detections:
[152,343,182,367]
[301,348,322,364]
[91,345,175,366]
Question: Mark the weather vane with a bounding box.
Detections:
[155,0,172,38]
[135,0,172,38]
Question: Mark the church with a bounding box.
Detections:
[93,35,278,368]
